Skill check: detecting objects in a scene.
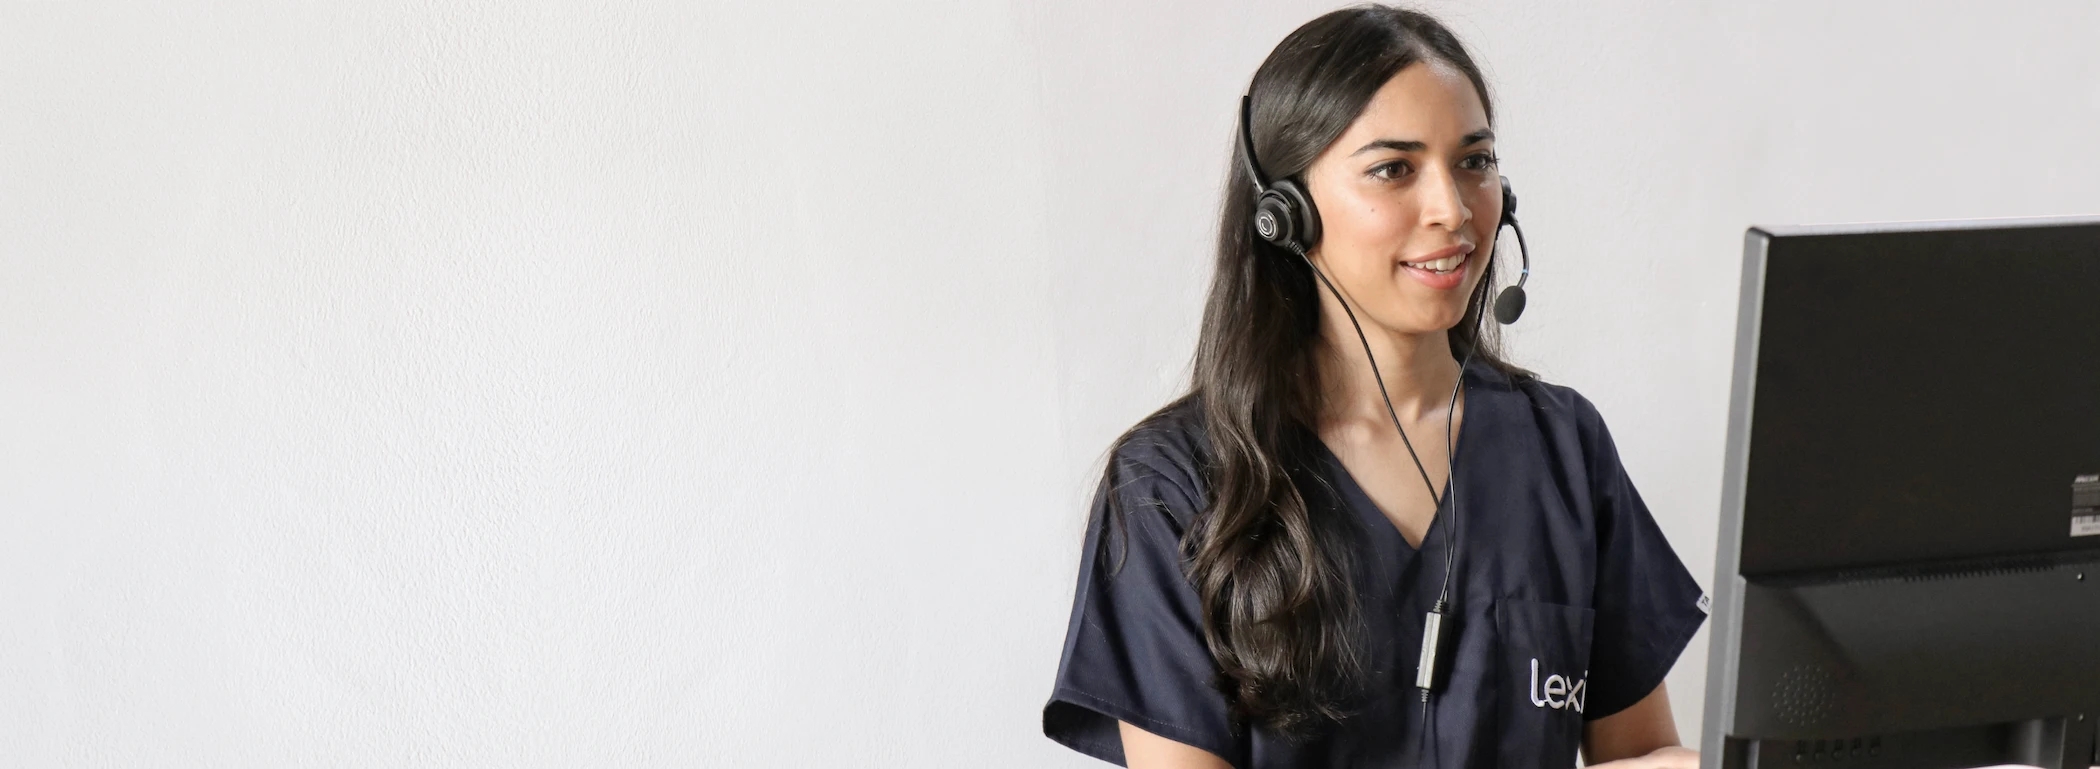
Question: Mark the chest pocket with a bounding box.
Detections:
[1495,597,1595,768]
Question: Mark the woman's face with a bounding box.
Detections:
[1301,59,1502,338]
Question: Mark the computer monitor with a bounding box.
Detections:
[1700,216,2100,769]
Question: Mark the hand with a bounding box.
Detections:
[1587,745,1698,769]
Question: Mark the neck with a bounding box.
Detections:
[1312,290,1464,432]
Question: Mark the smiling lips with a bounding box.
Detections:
[1401,244,1474,290]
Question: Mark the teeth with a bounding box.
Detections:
[1411,254,1466,273]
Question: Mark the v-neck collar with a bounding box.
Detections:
[1302,357,1488,554]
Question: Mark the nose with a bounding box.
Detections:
[1418,166,1471,233]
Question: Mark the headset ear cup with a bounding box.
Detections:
[1270,178,1321,250]
[1499,175,1518,226]
[1254,191,1295,246]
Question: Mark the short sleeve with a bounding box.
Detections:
[1575,397,1710,721]
[1043,451,1242,766]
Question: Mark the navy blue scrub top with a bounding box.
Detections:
[1043,358,1709,768]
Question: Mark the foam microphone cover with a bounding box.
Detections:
[1493,286,1527,324]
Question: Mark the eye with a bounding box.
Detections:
[1368,160,1413,181]
[1460,152,1499,171]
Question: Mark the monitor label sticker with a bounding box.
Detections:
[2074,474,2100,537]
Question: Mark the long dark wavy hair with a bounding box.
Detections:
[1105,5,1534,738]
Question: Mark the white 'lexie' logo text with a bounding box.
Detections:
[1529,658,1587,713]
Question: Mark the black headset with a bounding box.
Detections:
[1236,95,1531,324]
[1235,92,1538,745]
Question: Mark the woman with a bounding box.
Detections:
[1042,6,1706,768]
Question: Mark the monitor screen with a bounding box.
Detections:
[1738,218,2100,577]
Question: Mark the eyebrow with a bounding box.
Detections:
[1349,128,1496,156]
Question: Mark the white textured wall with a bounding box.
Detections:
[5,1,2098,766]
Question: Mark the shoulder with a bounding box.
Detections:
[1486,367,1626,493]
[1100,393,1213,531]
[1490,365,1612,450]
